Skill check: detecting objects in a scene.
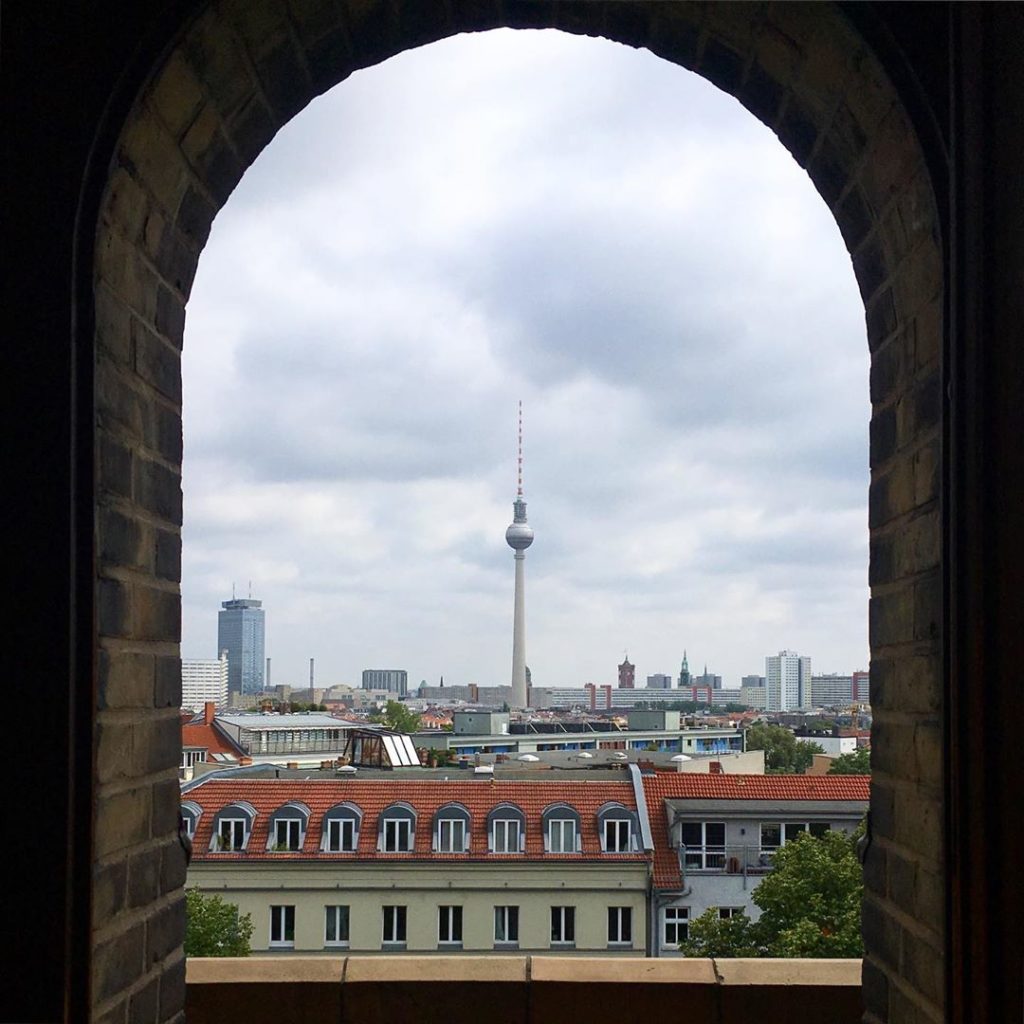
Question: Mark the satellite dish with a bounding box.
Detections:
[517,754,539,762]
[612,751,628,760]
[577,751,594,759]
[671,754,692,762]
[336,764,357,773]
[474,765,494,774]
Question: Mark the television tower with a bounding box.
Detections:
[505,402,534,708]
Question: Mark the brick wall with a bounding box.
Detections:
[91,2,944,1021]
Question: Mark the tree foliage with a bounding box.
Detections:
[679,826,864,959]
[827,746,871,775]
[745,723,823,773]
[370,700,422,733]
[184,888,253,957]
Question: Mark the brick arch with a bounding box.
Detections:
[92,3,942,1022]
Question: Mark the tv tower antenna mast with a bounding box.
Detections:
[505,401,534,709]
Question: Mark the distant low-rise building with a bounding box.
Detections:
[363,669,408,697]
[739,685,768,710]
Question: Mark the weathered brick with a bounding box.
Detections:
[901,928,944,1006]
[159,955,187,1021]
[913,573,941,642]
[887,846,917,911]
[99,576,132,639]
[153,777,185,837]
[154,656,182,708]
[869,587,913,647]
[861,955,890,1020]
[133,320,181,402]
[914,720,943,792]
[853,235,888,304]
[95,786,152,859]
[862,893,901,969]
[893,789,942,860]
[872,718,916,782]
[93,857,128,926]
[870,654,942,714]
[100,508,145,571]
[128,975,160,1024]
[128,847,161,910]
[155,406,183,464]
[870,403,898,465]
[100,650,156,710]
[135,715,183,776]
[160,836,188,894]
[96,284,135,367]
[147,896,186,965]
[871,782,896,840]
[155,529,181,582]
[133,457,182,523]
[866,287,898,351]
[913,439,940,506]
[154,285,186,347]
[100,434,134,500]
[97,718,134,785]
[149,51,206,138]
[134,584,180,643]
[93,923,146,1004]
[835,184,873,252]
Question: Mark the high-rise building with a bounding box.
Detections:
[646,673,673,689]
[361,669,408,697]
[218,597,265,696]
[181,651,229,711]
[505,402,534,709]
[765,650,812,711]
[618,656,635,689]
[810,674,854,706]
[853,670,870,703]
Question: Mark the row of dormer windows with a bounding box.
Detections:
[181,800,640,855]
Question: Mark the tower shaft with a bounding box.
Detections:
[511,552,527,707]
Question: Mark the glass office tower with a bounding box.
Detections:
[218,598,266,696]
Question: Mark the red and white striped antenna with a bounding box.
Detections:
[517,400,523,496]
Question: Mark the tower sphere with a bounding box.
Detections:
[506,521,534,550]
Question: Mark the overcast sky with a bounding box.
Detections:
[182,28,869,692]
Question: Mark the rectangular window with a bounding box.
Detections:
[437,819,466,853]
[663,906,689,947]
[551,906,575,945]
[607,906,632,945]
[491,819,521,853]
[274,818,302,851]
[761,821,825,854]
[383,818,413,852]
[326,818,357,852]
[718,907,743,920]
[604,819,632,852]
[438,905,463,945]
[679,821,725,869]
[269,905,295,947]
[383,905,407,944]
[548,819,577,853]
[325,905,349,946]
[494,906,519,945]
[218,818,246,851]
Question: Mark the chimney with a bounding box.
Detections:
[709,760,723,774]
[204,701,216,725]
[310,658,315,688]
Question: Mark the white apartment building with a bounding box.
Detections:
[765,651,812,711]
[182,652,229,712]
[810,674,855,707]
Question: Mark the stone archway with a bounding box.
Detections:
[91,3,943,1022]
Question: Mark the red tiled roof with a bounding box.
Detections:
[642,774,870,889]
[188,777,646,864]
[181,722,246,760]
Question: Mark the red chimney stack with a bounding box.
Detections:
[204,701,216,725]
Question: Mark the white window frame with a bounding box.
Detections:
[324,905,349,947]
[436,818,467,853]
[679,820,726,870]
[325,817,358,852]
[273,818,302,851]
[217,817,247,851]
[382,817,413,852]
[547,818,578,853]
[494,905,519,945]
[182,815,196,838]
[607,906,632,946]
[717,907,744,920]
[662,906,689,947]
[383,905,407,944]
[181,748,207,769]
[603,818,632,852]
[438,905,463,945]
[491,818,522,853]
[269,905,295,947]
[550,905,575,946]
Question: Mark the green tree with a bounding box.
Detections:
[745,723,823,773]
[370,700,422,733]
[827,746,871,775]
[184,888,253,957]
[678,826,864,959]
[679,910,763,957]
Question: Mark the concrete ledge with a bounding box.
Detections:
[185,955,863,1024]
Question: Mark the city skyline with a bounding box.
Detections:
[181,30,870,690]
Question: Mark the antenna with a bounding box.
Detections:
[517,400,523,496]
[232,581,236,600]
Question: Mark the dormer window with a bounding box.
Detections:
[321,803,362,853]
[542,804,581,853]
[265,801,310,853]
[487,803,526,853]
[434,803,471,853]
[596,802,640,853]
[379,803,416,852]
[180,801,202,839]
[209,801,256,852]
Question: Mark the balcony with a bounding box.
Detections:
[186,955,862,1024]
[680,844,777,876]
